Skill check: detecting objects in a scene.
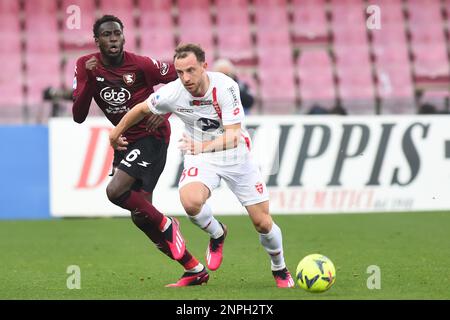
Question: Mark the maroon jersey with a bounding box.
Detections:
[72,51,177,143]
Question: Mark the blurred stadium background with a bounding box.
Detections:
[1,0,450,121]
[1,0,450,299]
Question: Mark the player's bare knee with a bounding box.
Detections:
[106,184,118,202]
[181,196,204,216]
[253,217,272,234]
[106,184,116,202]
[183,202,203,216]
[180,197,203,216]
[106,183,128,204]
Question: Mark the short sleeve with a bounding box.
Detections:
[219,82,245,126]
[145,81,178,115]
[141,57,177,86]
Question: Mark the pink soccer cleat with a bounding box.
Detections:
[162,217,186,260]
[206,223,227,271]
[272,268,295,288]
[165,267,209,287]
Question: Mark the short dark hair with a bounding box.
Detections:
[93,15,124,38]
[174,43,205,62]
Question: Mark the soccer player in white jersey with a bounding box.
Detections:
[109,44,295,288]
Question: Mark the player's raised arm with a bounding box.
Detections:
[72,56,97,123]
[109,102,151,150]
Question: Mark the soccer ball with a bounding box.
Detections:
[296,254,336,293]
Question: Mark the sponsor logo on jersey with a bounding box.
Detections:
[105,105,130,114]
[233,107,240,116]
[196,118,221,131]
[123,73,136,86]
[100,87,131,106]
[176,108,194,113]
[227,86,239,107]
[189,100,213,106]
[96,77,104,82]
[160,62,169,76]
[255,182,264,194]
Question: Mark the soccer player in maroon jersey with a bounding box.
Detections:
[72,15,208,287]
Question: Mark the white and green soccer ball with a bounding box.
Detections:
[296,254,336,293]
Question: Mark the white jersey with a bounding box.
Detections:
[146,71,251,165]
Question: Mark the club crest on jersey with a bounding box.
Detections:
[255,183,264,194]
[123,73,136,86]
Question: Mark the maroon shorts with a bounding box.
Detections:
[111,135,168,192]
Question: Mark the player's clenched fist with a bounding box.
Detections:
[109,131,129,151]
[178,132,202,155]
[85,56,98,81]
[85,56,98,71]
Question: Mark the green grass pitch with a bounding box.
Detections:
[0,212,449,299]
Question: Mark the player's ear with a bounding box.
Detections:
[94,37,99,48]
[203,62,208,70]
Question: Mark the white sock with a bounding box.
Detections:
[185,262,204,273]
[188,203,224,239]
[259,223,286,271]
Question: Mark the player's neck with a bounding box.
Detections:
[100,52,124,67]
[192,73,210,97]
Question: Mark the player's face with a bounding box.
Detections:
[95,21,125,59]
[175,53,208,96]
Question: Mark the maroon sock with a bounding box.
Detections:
[131,210,199,268]
[115,190,165,228]
[131,211,173,258]
[178,251,199,270]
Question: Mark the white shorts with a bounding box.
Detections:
[178,155,269,207]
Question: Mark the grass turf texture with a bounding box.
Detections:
[0,212,448,299]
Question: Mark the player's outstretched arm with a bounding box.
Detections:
[109,102,150,150]
[179,123,241,154]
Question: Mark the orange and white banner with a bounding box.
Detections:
[49,115,450,217]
